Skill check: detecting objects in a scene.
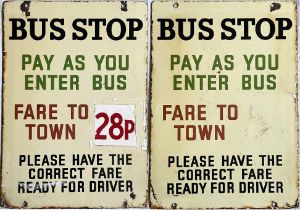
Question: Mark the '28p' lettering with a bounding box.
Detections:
[95,112,135,140]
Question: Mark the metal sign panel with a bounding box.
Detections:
[1,1,148,208]
[150,1,298,208]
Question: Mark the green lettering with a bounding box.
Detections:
[173,75,182,90]
[171,55,180,70]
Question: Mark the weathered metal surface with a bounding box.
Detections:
[150,1,298,208]
[1,1,148,208]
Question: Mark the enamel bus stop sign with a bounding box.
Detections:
[150,1,298,208]
[1,1,148,208]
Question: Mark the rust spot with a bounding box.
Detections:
[122,199,128,208]
[0,194,9,208]
[271,201,278,208]
[242,205,255,208]
[171,203,177,209]
[150,184,157,200]
[20,1,31,17]
[149,184,165,209]
[285,203,292,208]
[120,1,127,12]
[22,201,28,208]
[173,2,179,8]
[129,192,136,200]
[151,204,164,209]
[284,198,299,208]
[142,190,148,207]
[270,3,281,12]
[0,192,21,208]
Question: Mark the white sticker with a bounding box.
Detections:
[94,104,136,146]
